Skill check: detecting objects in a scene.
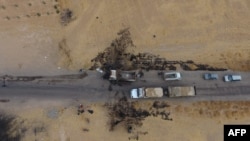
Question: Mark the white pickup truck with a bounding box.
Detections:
[130,87,164,98]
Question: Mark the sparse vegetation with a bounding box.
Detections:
[5,16,10,20]
[28,3,32,6]
[37,13,41,16]
[82,128,89,132]
[60,9,74,25]
[42,1,46,4]
[14,4,18,7]
[1,5,6,9]
[0,112,24,141]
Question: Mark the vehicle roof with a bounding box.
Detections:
[131,88,139,98]
[204,73,218,78]
[163,72,181,80]
[231,75,242,80]
[163,72,180,75]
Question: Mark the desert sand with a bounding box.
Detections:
[1,99,250,141]
[0,0,250,141]
[0,0,250,75]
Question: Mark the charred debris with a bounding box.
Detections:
[104,96,172,133]
[90,28,227,82]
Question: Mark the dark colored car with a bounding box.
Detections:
[204,73,218,80]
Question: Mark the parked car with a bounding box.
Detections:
[224,75,242,82]
[203,73,218,80]
[162,72,181,81]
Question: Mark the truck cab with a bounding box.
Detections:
[131,88,144,98]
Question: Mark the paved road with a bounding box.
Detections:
[0,70,250,101]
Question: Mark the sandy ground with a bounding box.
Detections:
[0,1,250,141]
[1,99,250,141]
[0,0,250,75]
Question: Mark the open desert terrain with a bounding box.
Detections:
[0,0,250,141]
[0,0,250,75]
[1,98,250,141]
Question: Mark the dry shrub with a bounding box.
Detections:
[184,107,192,113]
[0,112,25,141]
[174,105,183,113]
[60,9,74,26]
[212,111,221,118]
[198,109,204,115]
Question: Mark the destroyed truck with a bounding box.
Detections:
[167,86,196,97]
[130,87,164,98]
[109,70,137,82]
